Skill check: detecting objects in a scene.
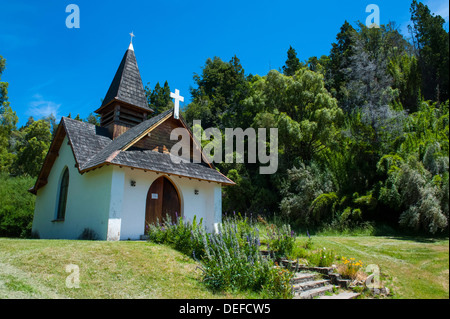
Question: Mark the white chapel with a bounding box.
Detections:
[30,39,234,240]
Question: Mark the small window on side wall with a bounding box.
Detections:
[56,167,69,221]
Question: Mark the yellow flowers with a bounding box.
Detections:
[339,256,363,280]
[341,257,362,266]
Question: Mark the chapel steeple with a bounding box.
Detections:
[95,34,153,139]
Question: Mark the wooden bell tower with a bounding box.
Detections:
[95,37,153,139]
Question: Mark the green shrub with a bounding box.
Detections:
[147,214,294,298]
[261,266,294,299]
[199,220,293,297]
[265,222,296,260]
[0,173,35,238]
[146,215,204,258]
[307,248,336,267]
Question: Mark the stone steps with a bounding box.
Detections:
[291,271,334,299]
[290,272,316,285]
[293,279,331,292]
[294,285,335,299]
[290,271,360,300]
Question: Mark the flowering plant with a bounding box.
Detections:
[266,223,295,260]
[339,257,363,280]
[307,247,336,267]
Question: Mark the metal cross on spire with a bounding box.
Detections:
[170,89,184,119]
[128,31,135,51]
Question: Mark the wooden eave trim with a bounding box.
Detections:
[79,161,235,186]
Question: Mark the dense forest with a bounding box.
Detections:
[0,0,448,237]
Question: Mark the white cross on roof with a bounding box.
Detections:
[170,89,184,119]
[129,32,135,51]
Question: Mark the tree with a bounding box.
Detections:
[343,28,406,153]
[85,113,100,126]
[409,0,449,102]
[0,56,18,173]
[42,114,58,136]
[282,46,303,76]
[326,21,356,104]
[187,56,250,129]
[0,56,8,106]
[0,104,17,173]
[280,161,335,224]
[145,81,173,115]
[388,52,421,112]
[307,55,329,75]
[249,69,342,163]
[0,173,35,238]
[13,120,52,177]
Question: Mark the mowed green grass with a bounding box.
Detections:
[0,238,255,299]
[310,236,449,299]
[1,236,448,299]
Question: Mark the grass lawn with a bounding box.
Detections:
[0,238,257,299]
[309,236,449,299]
[1,236,448,299]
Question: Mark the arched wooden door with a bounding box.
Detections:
[145,176,180,230]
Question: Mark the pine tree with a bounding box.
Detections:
[282,46,303,76]
[409,0,449,102]
[326,21,356,104]
[145,81,173,115]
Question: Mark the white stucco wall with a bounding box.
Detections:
[120,167,222,240]
[32,136,114,240]
[32,138,223,241]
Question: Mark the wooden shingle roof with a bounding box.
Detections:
[29,112,234,194]
[96,47,151,113]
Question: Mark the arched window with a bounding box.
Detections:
[56,167,69,220]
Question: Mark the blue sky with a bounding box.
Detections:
[0,0,448,127]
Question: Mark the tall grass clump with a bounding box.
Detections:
[146,214,293,298]
[145,214,204,258]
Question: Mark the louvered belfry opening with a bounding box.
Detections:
[95,44,153,139]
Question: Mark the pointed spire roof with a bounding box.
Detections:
[97,45,150,112]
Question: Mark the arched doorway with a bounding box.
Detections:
[145,176,181,230]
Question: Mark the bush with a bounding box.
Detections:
[146,214,204,259]
[0,173,35,238]
[280,162,335,225]
[146,214,294,298]
[199,219,293,297]
[338,257,363,280]
[261,266,294,299]
[306,248,336,267]
[265,223,295,260]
